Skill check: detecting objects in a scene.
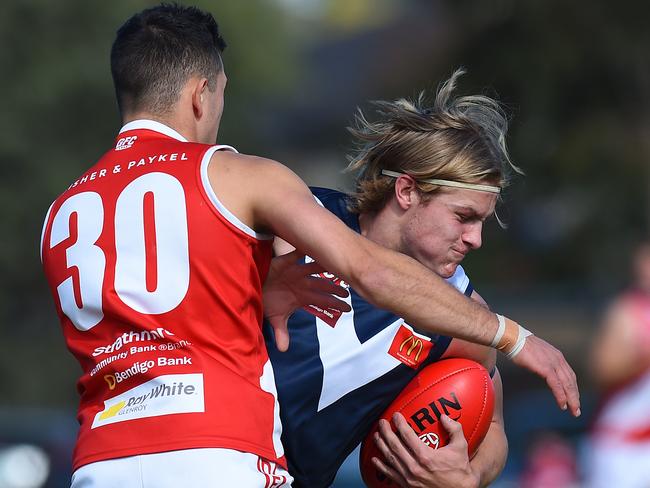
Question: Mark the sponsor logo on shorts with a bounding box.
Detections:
[388,324,434,369]
[91,373,204,428]
[257,457,288,488]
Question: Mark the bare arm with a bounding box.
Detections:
[211,152,495,342]
[469,369,507,487]
[208,152,580,415]
[444,291,507,485]
[591,300,650,390]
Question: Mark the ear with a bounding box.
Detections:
[394,175,420,210]
[191,78,210,119]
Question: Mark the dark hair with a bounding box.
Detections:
[111,3,227,116]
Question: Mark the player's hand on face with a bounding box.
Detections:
[511,335,581,417]
[262,249,350,351]
[372,413,479,488]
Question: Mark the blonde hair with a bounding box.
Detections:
[346,68,521,214]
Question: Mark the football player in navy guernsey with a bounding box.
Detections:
[265,69,517,487]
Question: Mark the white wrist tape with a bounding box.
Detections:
[505,325,533,359]
[492,314,533,359]
[490,314,507,347]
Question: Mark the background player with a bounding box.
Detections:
[587,242,650,487]
[265,70,520,487]
[40,4,578,487]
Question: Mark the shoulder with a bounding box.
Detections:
[209,150,284,174]
[309,187,358,230]
[208,151,307,197]
[310,187,346,202]
[309,187,349,211]
[601,293,641,337]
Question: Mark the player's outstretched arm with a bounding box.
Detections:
[207,152,580,416]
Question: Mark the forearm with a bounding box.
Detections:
[248,158,500,347]
[469,370,507,486]
[469,421,507,487]
[354,243,499,346]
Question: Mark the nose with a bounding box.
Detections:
[462,222,483,250]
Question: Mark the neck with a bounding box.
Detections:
[358,201,403,251]
[122,111,200,143]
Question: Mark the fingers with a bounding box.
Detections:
[545,370,568,411]
[301,291,352,312]
[543,345,580,417]
[283,257,350,300]
[298,260,327,275]
[307,276,350,298]
[515,337,581,417]
[555,356,581,417]
[391,413,428,455]
[375,418,413,476]
[269,316,290,352]
[371,456,408,487]
[271,249,303,268]
[439,414,462,440]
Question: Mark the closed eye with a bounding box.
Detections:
[457,213,475,223]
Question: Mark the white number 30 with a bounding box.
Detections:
[47,173,190,331]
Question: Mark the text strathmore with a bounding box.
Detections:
[90,351,128,377]
[92,328,175,357]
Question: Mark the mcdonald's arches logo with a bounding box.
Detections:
[388,324,434,369]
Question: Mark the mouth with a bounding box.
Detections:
[450,249,467,260]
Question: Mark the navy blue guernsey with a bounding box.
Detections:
[264,188,473,488]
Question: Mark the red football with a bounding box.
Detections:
[359,358,495,487]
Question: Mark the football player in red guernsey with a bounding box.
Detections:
[588,242,650,487]
[40,4,578,487]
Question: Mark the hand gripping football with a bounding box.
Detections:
[359,358,495,487]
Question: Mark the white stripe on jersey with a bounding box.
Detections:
[259,359,285,458]
[199,146,273,241]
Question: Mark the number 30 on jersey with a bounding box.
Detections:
[46,172,190,331]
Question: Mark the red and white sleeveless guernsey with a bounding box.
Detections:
[592,290,650,444]
[40,120,283,470]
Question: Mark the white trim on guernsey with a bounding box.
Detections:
[200,146,273,241]
[119,119,188,142]
[40,201,55,263]
[448,265,470,294]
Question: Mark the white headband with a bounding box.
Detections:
[381,170,501,194]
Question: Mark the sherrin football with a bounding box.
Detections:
[359,358,495,487]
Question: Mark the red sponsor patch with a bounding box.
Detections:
[388,324,434,369]
[302,270,350,327]
[304,304,343,327]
